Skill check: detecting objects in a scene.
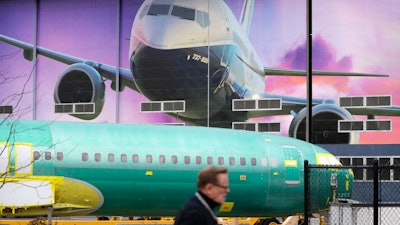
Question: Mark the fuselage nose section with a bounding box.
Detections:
[136,17,174,48]
[128,6,228,120]
[133,15,206,50]
[130,42,230,120]
[130,44,208,118]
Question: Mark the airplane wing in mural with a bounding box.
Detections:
[0,34,138,92]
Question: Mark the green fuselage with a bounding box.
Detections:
[0,120,353,217]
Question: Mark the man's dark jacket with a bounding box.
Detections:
[174,191,219,225]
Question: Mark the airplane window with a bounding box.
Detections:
[196,156,202,165]
[148,4,170,16]
[261,158,267,167]
[229,157,235,166]
[33,151,41,161]
[184,156,190,165]
[195,11,209,28]
[95,153,101,162]
[159,155,165,164]
[121,154,127,163]
[108,153,115,163]
[218,157,224,166]
[251,158,256,166]
[240,157,246,166]
[45,151,52,161]
[140,4,151,19]
[82,153,88,162]
[56,152,63,161]
[207,156,213,165]
[146,154,153,164]
[132,154,139,163]
[171,155,178,164]
[202,12,210,27]
[171,6,195,21]
[195,10,203,27]
[270,158,278,168]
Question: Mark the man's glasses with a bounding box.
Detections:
[213,183,229,190]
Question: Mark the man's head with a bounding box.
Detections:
[197,166,230,205]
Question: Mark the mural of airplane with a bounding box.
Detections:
[1,0,400,144]
[0,119,353,218]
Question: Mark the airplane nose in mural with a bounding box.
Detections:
[137,19,172,48]
[131,45,207,102]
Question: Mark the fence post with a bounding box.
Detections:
[373,158,379,225]
[304,160,309,225]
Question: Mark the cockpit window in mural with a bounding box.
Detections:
[1,0,399,144]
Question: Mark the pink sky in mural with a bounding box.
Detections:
[246,0,400,143]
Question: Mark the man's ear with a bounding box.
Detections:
[204,183,213,194]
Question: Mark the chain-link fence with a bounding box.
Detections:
[305,159,400,225]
